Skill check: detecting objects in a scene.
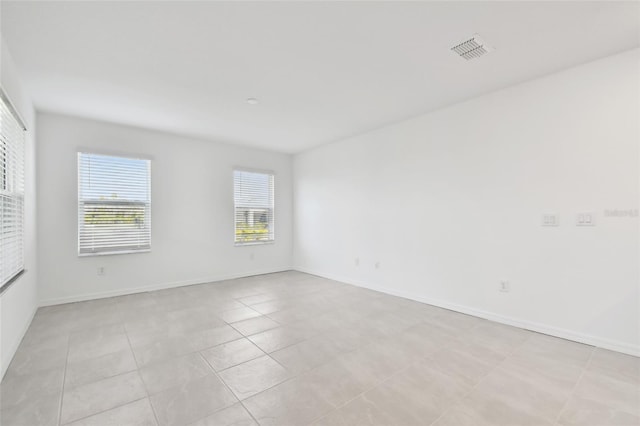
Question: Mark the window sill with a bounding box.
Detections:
[234,241,275,247]
[0,269,25,296]
[79,249,151,257]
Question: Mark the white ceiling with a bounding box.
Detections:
[2,1,638,153]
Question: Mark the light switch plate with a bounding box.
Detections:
[542,214,559,227]
[576,212,595,226]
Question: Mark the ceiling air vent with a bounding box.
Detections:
[451,34,494,60]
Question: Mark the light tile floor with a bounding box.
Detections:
[1,271,638,426]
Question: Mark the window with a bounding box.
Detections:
[234,169,274,244]
[0,92,26,289]
[78,153,151,255]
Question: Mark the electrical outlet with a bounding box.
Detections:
[499,281,510,293]
[97,267,105,276]
[355,257,360,266]
[375,261,381,269]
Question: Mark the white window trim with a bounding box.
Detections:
[77,152,152,256]
[0,88,26,294]
[233,167,275,246]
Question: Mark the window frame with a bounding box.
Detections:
[77,151,152,257]
[233,167,275,246]
[0,88,26,295]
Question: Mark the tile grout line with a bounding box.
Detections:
[426,323,535,426]
[196,351,263,426]
[122,320,162,426]
[307,321,456,426]
[206,321,388,424]
[58,316,138,425]
[120,322,280,375]
[69,330,246,426]
[308,352,419,425]
[58,396,148,426]
[205,341,269,374]
[12,272,632,426]
[56,334,72,426]
[300,309,461,423]
[227,315,283,338]
[552,346,597,425]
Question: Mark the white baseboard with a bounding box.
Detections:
[39,266,292,307]
[1,306,37,380]
[294,266,640,357]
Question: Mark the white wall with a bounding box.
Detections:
[0,38,38,378]
[293,49,640,355]
[37,113,292,305]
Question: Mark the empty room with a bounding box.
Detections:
[0,1,638,425]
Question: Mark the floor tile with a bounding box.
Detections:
[359,310,424,337]
[188,403,257,426]
[201,338,264,371]
[243,375,334,426]
[231,316,280,336]
[4,271,639,426]
[187,324,244,352]
[18,328,69,351]
[60,371,147,424]
[429,310,485,335]
[267,306,324,324]
[573,371,640,416]
[270,336,344,375]
[68,323,125,346]
[513,333,594,369]
[129,318,241,361]
[426,346,495,387]
[458,322,532,356]
[218,355,291,399]
[312,395,397,426]
[238,293,278,306]
[139,353,213,395]
[248,324,316,353]
[348,358,473,425]
[0,391,61,426]
[250,300,290,315]
[219,307,262,324]
[558,394,640,426]
[131,335,194,367]
[65,398,157,426]
[302,356,377,407]
[67,329,131,364]
[460,365,569,424]
[322,326,373,353]
[338,339,415,384]
[500,350,584,398]
[431,405,495,426]
[386,323,455,359]
[5,341,68,377]
[65,347,138,389]
[166,306,227,334]
[206,299,247,313]
[588,348,640,385]
[149,374,237,426]
[0,367,64,410]
[446,338,506,367]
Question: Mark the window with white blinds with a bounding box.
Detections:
[78,153,151,256]
[234,169,274,244]
[0,93,25,289]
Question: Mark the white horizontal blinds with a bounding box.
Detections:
[234,169,274,244]
[0,95,25,286]
[78,153,151,255]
